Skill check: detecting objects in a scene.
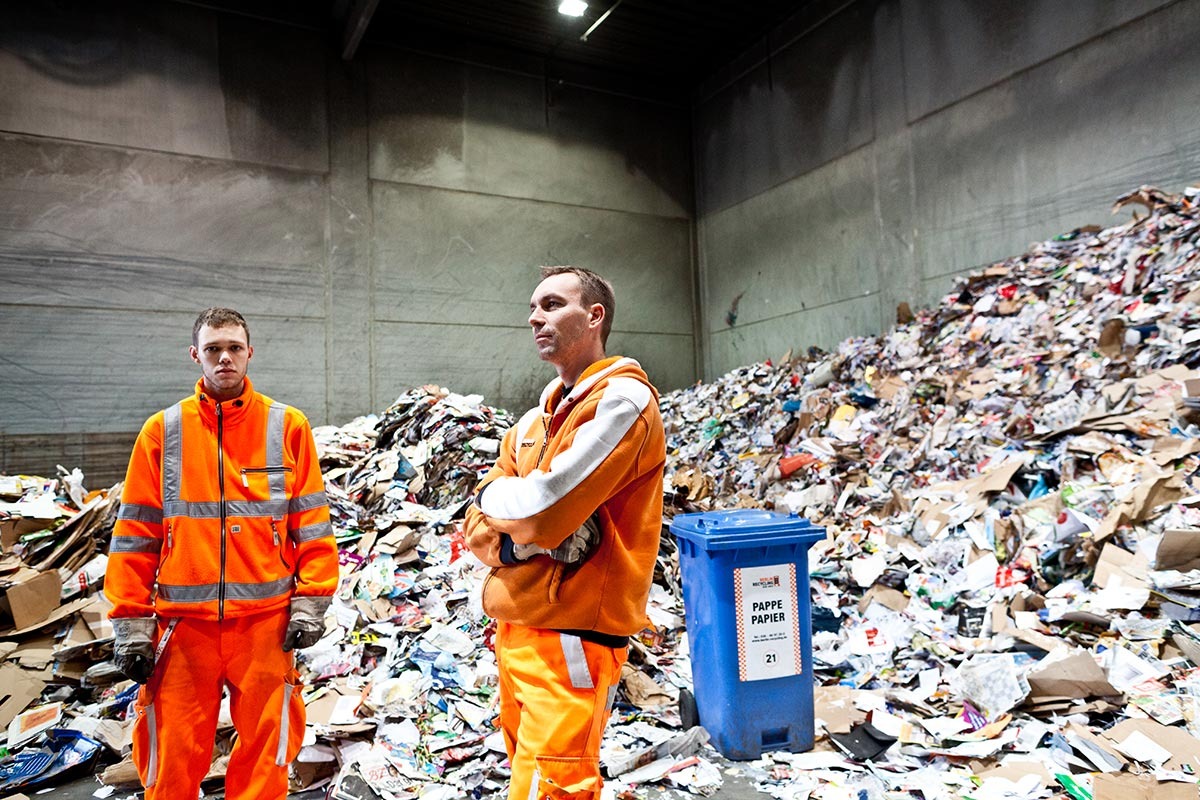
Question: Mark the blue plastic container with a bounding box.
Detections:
[669,509,825,760]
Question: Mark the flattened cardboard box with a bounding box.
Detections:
[0,663,46,730]
[1155,528,1200,571]
[1026,650,1120,700]
[0,569,62,630]
[1093,773,1196,800]
[0,516,56,552]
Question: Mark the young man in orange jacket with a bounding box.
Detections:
[463,267,666,799]
[105,307,340,799]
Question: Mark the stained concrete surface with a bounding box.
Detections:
[47,765,768,799]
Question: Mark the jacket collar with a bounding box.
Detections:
[194,376,255,426]
[540,356,642,416]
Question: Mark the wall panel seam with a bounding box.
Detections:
[366,177,692,222]
[0,129,331,178]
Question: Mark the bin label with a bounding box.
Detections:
[733,563,802,682]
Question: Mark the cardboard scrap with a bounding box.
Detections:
[856,584,909,614]
[1026,649,1120,700]
[1102,717,1200,773]
[99,759,142,789]
[0,663,47,730]
[0,515,58,553]
[813,685,860,735]
[0,569,62,631]
[991,601,1062,654]
[0,596,92,638]
[1092,543,1149,590]
[1092,773,1197,800]
[1154,528,1200,571]
[1064,721,1126,773]
[620,663,673,708]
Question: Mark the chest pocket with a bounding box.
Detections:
[239,465,293,489]
[242,401,293,508]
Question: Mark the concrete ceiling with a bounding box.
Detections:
[185,0,808,98]
[368,1,807,87]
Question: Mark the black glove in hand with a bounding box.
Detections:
[283,596,331,652]
[112,617,157,684]
[283,622,322,652]
[116,652,155,684]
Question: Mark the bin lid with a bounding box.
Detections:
[669,509,825,551]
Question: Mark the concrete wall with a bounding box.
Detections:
[694,0,1200,377]
[0,1,695,484]
[12,0,1197,482]
[365,47,695,415]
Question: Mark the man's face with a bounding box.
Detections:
[528,273,600,368]
[189,324,252,400]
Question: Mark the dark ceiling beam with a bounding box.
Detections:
[341,0,380,60]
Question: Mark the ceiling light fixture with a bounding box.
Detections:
[580,0,622,42]
[558,0,587,17]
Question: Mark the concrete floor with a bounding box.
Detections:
[39,765,768,799]
[26,775,328,799]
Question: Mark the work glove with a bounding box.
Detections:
[512,513,602,565]
[113,617,157,684]
[283,596,331,652]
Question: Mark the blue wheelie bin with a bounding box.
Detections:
[669,509,825,760]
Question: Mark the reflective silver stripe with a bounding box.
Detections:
[118,503,163,524]
[291,521,333,543]
[227,576,293,600]
[110,536,162,554]
[154,618,179,662]
[162,499,289,519]
[289,491,328,514]
[161,403,183,507]
[267,403,288,508]
[606,684,618,712]
[229,500,289,518]
[560,634,594,690]
[158,582,219,603]
[527,769,540,800]
[276,681,294,766]
[158,576,293,603]
[145,701,158,787]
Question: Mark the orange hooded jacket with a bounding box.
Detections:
[463,356,666,638]
[106,378,339,621]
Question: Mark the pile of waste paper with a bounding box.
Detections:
[0,471,121,793]
[659,185,1200,799]
[5,185,1200,799]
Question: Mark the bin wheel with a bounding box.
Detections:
[679,687,699,730]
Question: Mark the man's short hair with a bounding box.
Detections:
[192,307,250,348]
[539,266,615,347]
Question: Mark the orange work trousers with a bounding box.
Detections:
[130,611,305,800]
[496,621,628,800]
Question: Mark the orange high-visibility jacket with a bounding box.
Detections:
[106,378,339,621]
[463,356,666,637]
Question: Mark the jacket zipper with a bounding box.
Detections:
[240,465,292,487]
[217,401,227,620]
[274,522,291,570]
[535,415,550,468]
